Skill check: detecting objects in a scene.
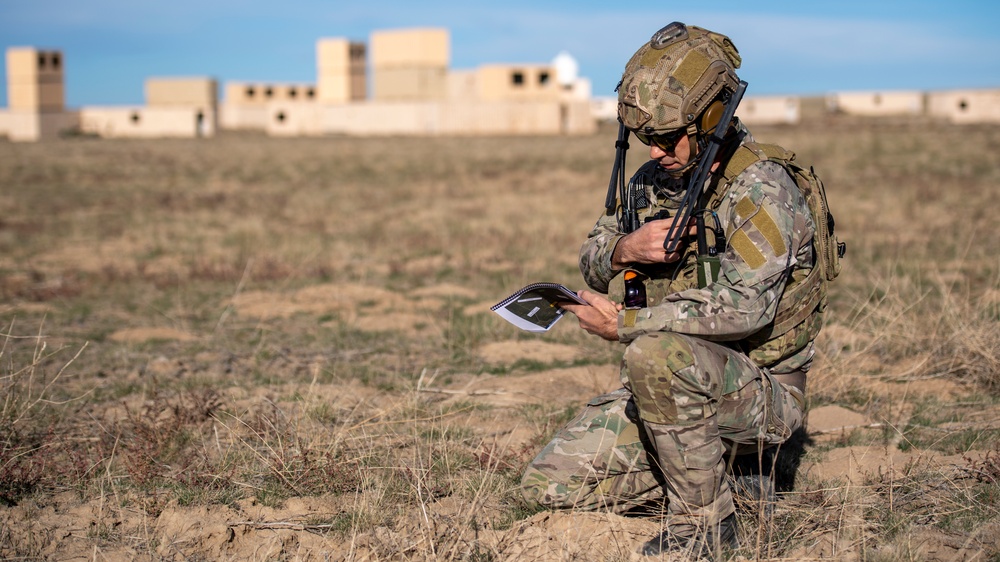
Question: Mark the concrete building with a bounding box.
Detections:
[926,89,1000,124]
[145,77,218,136]
[0,47,77,141]
[253,27,596,137]
[77,76,219,139]
[370,28,448,102]
[827,90,925,116]
[79,106,209,138]
[317,38,366,104]
[737,96,800,126]
[220,81,315,130]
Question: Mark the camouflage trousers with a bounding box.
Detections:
[521,332,804,533]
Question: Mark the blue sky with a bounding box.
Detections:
[2,0,999,107]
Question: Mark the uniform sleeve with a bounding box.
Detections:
[617,161,812,343]
[579,211,624,293]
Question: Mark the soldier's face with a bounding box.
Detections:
[649,133,692,171]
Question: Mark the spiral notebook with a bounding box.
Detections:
[490,282,586,332]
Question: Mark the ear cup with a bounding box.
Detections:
[700,100,724,133]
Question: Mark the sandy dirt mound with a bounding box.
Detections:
[483,511,659,561]
[108,327,198,343]
[434,366,619,410]
[807,404,871,434]
[229,282,466,337]
[478,340,583,366]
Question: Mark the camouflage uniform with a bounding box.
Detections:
[521,125,811,536]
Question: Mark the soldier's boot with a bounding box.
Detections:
[641,512,738,559]
[638,416,739,560]
[731,473,776,518]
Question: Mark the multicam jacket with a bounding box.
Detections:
[580,130,818,374]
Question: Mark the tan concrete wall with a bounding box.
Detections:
[264,102,325,137]
[828,91,924,116]
[224,82,316,105]
[370,28,448,102]
[146,77,217,109]
[269,99,595,137]
[926,89,1000,124]
[737,96,800,125]
[476,65,559,102]
[558,100,597,135]
[0,109,78,142]
[372,67,448,101]
[590,97,618,122]
[219,103,269,130]
[447,70,478,101]
[6,47,65,111]
[370,28,448,68]
[316,38,366,103]
[79,106,214,138]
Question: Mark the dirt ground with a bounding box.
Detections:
[1,121,998,560]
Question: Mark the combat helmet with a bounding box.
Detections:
[618,22,742,138]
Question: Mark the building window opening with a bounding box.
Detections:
[38,54,46,69]
[289,87,298,99]
[130,112,141,124]
[246,86,256,98]
[306,88,315,99]
[51,53,61,70]
[512,71,524,86]
[959,100,969,111]
[276,111,286,123]
[539,71,550,85]
[264,87,274,98]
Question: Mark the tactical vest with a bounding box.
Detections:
[612,142,843,368]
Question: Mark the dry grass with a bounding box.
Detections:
[0,119,998,560]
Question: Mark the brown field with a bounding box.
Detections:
[1,119,998,561]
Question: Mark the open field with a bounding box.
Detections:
[1,119,999,561]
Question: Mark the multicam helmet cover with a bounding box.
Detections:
[618,22,742,135]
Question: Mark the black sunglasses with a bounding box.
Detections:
[634,129,687,152]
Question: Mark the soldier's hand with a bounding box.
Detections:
[560,290,622,341]
[612,217,695,267]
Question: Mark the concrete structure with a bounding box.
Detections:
[220,81,315,130]
[1,47,76,141]
[370,28,448,102]
[317,38,366,104]
[473,64,560,102]
[0,110,78,142]
[79,106,211,138]
[239,27,597,137]
[6,47,65,112]
[75,75,219,139]
[145,77,218,136]
[737,96,800,126]
[263,99,595,137]
[926,89,1000,124]
[827,90,925,117]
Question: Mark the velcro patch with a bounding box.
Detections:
[730,230,766,269]
[733,196,788,259]
[623,309,638,327]
[674,50,710,88]
[750,207,787,257]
